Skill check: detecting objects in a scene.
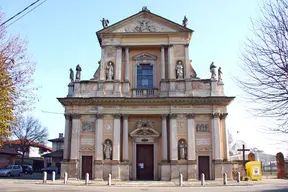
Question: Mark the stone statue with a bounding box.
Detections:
[176,61,184,79]
[101,18,109,28]
[103,140,112,160]
[182,16,188,27]
[69,68,74,83]
[142,6,150,12]
[76,64,82,80]
[210,62,217,79]
[106,61,114,80]
[218,67,223,81]
[178,140,187,160]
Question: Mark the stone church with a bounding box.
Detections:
[58,7,235,181]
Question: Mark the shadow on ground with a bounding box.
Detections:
[261,188,288,192]
[0,172,60,180]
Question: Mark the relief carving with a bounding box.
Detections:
[103,119,113,134]
[191,82,210,90]
[196,146,211,152]
[130,120,160,138]
[175,82,185,91]
[104,46,116,57]
[81,122,94,132]
[196,123,209,132]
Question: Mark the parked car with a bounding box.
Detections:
[21,165,33,175]
[0,165,23,177]
[41,166,59,174]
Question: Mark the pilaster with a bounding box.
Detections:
[113,114,121,161]
[221,113,229,161]
[168,44,174,80]
[160,45,165,80]
[169,113,178,161]
[122,114,129,161]
[115,46,122,81]
[161,114,168,161]
[187,113,196,161]
[63,114,71,160]
[184,44,190,79]
[96,114,103,160]
[212,113,221,160]
[100,46,106,81]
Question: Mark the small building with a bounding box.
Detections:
[42,133,64,170]
[0,147,20,168]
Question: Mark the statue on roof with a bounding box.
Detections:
[210,62,217,79]
[218,67,223,81]
[69,68,74,83]
[76,64,82,80]
[142,6,150,12]
[101,18,109,28]
[182,16,188,27]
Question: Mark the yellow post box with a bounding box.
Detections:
[245,161,262,181]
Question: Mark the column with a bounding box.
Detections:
[161,114,168,161]
[63,114,71,160]
[95,114,103,160]
[160,46,165,80]
[187,113,196,160]
[113,114,121,161]
[99,46,105,81]
[70,114,81,160]
[184,44,190,79]
[167,44,174,79]
[221,113,229,161]
[169,114,178,160]
[212,113,221,160]
[122,114,129,161]
[115,46,122,81]
[125,47,129,81]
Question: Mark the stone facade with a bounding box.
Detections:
[59,7,235,181]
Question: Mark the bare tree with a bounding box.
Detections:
[236,0,288,133]
[12,116,48,164]
[228,129,234,156]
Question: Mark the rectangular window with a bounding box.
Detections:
[137,64,153,88]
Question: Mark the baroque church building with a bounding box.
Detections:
[58,7,235,181]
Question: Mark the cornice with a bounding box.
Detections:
[57,97,235,107]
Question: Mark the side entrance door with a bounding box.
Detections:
[82,156,92,179]
[198,156,210,180]
[136,144,154,180]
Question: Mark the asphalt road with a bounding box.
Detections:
[0,172,60,180]
[0,183,288,192]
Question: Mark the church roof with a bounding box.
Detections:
[96,7,194,45]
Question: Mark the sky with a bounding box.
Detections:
[1,0,286,156]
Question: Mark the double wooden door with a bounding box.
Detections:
[136,144,154,180]
[198,156,210,180]
[82,156,92,179]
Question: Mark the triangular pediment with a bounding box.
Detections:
[130,120,160,138]
[97,10,193,34]
[133,52,157,61]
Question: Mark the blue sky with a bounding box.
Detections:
[1,0,286,155]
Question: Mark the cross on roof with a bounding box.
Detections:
[237,144,250,176]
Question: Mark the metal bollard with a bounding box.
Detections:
[64,172,68,184]
[237,172,240,183]
[43,171,47,184]
[85,173,89,185]
[52,171,55,182]
[223,173,227,185]
[179,174,183,186]
[108,174,112,186]
[201,173,205,186]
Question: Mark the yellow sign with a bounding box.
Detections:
[245,161,262,181]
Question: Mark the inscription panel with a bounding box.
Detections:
[196,123,209,132]
[81,138,94,145]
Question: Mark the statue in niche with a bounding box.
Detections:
[103,140,112,160]
[176,60,184,79]
[182,16,188,27]
[178,139,187,160]
[210,62,217,79]
[100,18,109,28]
[76,64,82,80]
[106,61,114,80]
[69,68,74,83]
[218,67,223,81]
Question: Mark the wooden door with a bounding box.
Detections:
[136,144,154,180]
[82,156,92,179]
[198,156,210,180]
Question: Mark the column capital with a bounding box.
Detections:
[221,113,228,119]
[64,113,71,119]
[169,113,177,119]
[96,113,104,119]
[161,114,168,119]
[113,114,121,119]
[168,44,174,48]
[115,45,122,49]
[212,113,220,119]
[186,113,195,119]
[101,45,108,49]
[122,114,129,119]
[184,43,189,47]
[71,113,81,119]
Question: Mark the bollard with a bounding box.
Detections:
[43,171,47,184]
[223,173,227,185]
[52,171,55,182]
[237,172,240,183]
[64,172,68,184]
[179,174,183,186]
[108,174,112,186]
[85,173,89,185]
[201,173,205,186]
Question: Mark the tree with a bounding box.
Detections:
[228,129,234,156]
[12,116,48,164]
[0,11,36,146]
[236,0,288,133]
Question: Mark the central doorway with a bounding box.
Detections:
[198,156,210,180]
[82,156,92,180]
[136,144,154,180]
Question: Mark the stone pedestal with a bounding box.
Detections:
[113,81,121,96]
[68,160,79,180]
[123,81,130,97]
[96,81,105,97]
[60,160,69,179]
[168,80,176,96]
[94,162,104,181]
[210,79,217,96]
[111,163,120,181]
[160,80,168,97]
[160,163,170,181]
[170,164,179,181]
[119,163,130,180]
[187,161,197,181]
[223,161,233,180]
[67,83,74,96]
[185,79,192,95]
[213,160,224,180]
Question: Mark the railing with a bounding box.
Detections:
[132,88,158,97]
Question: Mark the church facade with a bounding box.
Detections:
[58,7,235,181]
